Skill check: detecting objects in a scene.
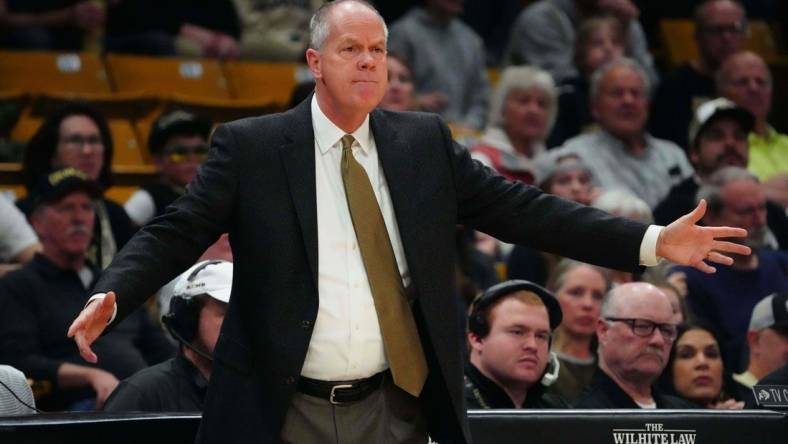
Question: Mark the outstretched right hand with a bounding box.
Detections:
[67,292,116,364]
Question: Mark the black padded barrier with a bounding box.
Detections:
[0,409,786,443]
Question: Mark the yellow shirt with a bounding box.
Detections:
[748,126,788,181]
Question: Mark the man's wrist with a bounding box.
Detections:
[639,225,663,266]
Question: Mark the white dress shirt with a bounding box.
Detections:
[300,96,410,380]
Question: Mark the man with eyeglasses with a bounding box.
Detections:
[650,0,746,150]
[124,110,212,227]
[575,282,696,408]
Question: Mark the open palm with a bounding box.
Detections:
[657,200,751,273]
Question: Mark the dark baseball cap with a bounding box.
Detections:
[749,292,788,332]
[473,280,563,330]
[148,110,211,155]
[29,168,101,209]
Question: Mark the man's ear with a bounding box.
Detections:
[29,207,46,238]
[596,318,609,345]
[306,48,322,80]
[467,332,484,353]
[747,330,760,354]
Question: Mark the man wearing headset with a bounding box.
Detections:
[103,260,231,412]
[465,280,568,409]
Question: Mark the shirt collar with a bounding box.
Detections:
[311,94,372,156]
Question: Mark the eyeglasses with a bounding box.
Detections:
[59,134,104,150]
[604,317,678,341]
[164,144,209,163]
[700,23,746,36]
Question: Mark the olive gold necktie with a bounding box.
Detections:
[340,134,428,397]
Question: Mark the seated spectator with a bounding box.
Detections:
[575,282,696,408]
[379,52,417,112]
[465,280,567,408]
[673,167,788,372]
[470,66,557,184]
[658,323,746,409]
[233,0,319,61]
[0,195,41,275]
[388,0,490,130]
[548,15,625,147]
[507,155,596,285]
[124,110,211,227]
[103,260,231,412]
[733,293,788,396]
[547,58,694,208]
[717,50,788,208]
[650,0,746,150]
[507,0,657,85]
[545,259,611,402]
[104,0,240,58]
[0,365,37,415]
[19,102,136,269]
[0,168,174,410]
[653,97,788,248]
[0,0,104,50]
[752,362,788,409]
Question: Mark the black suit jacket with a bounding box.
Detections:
[93,98,647,443]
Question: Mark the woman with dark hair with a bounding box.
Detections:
[659,323,747,409]
[379,51,416,112]
[19,101,135,269]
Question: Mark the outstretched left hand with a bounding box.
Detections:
[656,199,751,273]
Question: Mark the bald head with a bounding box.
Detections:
[601,283,673,321]
[716,51,772,121]
[309,0,388,50]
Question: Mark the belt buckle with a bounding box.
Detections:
[329,383,354,405]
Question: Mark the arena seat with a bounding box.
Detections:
[0,51,113,97]
[223,61,303,108]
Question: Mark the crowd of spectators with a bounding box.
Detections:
[0,0,786,419]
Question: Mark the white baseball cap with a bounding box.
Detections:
[172,260,233,304]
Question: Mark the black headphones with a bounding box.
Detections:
[468,280,563,337]
[162,260,225,361]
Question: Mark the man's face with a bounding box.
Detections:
[692,117,748,176]
[306,3,388,120]
[752,327,788,376]
[719,55,772,121]
[157,134,208,187]
[707,179,768,249]
[597,285,675,384]
[591,65,649,141]
[55,115,104,181]
[695,1,746,68]
[469,298,551,390]
[195,298,227,357]
[32,191,95,258]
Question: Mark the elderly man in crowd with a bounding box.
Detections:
[465,280,567,409]
[104,260,231,412]
[673,167,788,372]
[717,50,788,208]
[734,292,788,403]
[650,0,746,149]
[575,282,695,408]
[0,168,174,410]
[544,58,693,208]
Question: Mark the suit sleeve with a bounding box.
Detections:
[437,117,647,272]
[93,124,240,328]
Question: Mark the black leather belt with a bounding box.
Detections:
[297,371,387,405]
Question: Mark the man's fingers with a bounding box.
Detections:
[706,225,748,239]
[712,240,751,256]
[693,260,716,274]
[685,199,707,225]
[75,333,98,363]
[707,252,734,266]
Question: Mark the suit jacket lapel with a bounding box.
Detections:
[370,110,422,292]
[280,99,319,289]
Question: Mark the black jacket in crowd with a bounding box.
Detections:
[464,362,568,409]
[574,369,698,409]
